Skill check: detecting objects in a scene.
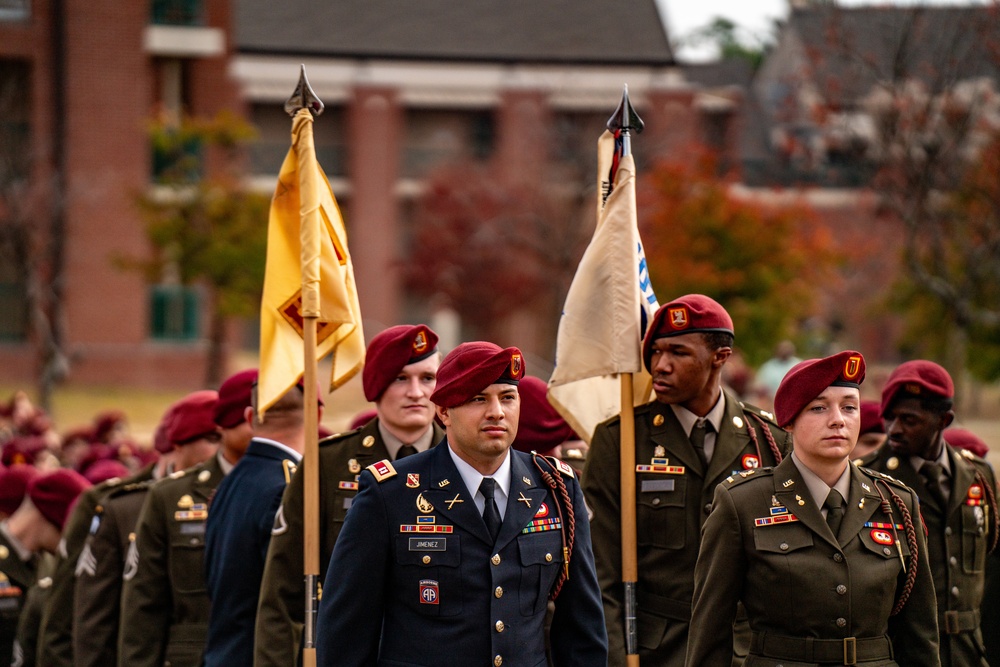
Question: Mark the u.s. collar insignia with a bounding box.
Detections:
[861,482,871,493]
[406,473,420,488]
[177,495,194,509]
[416,493,434,513]
[438,479,450,488]
[782,479,794,488]
[348,459,361,474]
[653,414,665,427]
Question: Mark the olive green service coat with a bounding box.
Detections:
[118,454,226,667]
[253,418,444,667]
[73,475,153,667]
[583,390,791,667]
[862,444,998,666]
[687,457,941,667]
[0,531,36,666]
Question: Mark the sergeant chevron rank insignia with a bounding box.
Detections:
[123,536,139,581]
[75,543,97,577]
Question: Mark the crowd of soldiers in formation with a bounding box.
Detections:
[0,294,998,667]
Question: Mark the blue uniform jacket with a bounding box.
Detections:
[203,439,297,666]
[316,440,608,667]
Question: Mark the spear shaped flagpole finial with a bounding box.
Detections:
[606,84,644,135]
[285,64,324,117]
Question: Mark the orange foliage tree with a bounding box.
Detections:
[639,147,841,365]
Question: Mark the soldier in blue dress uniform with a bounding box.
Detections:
[316,341,607,667]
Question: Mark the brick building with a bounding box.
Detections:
[1,0,745,389]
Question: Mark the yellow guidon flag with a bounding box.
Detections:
[257,108,364,417]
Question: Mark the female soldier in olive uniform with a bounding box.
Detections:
[687,351,941,667]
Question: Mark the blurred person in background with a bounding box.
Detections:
[753,340,802,407]
[850,399,887,461]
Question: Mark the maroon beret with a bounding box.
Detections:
[944,428,989,458]
[92,410,127,443]
[430,342,525,408]
[82,458,131,485]
[28,469,91,529]
[773,350,866,427]
[880,360,954,417]
[0,464,39,516]
[512,377,577,454]
[349,408,378,431]
[859,400,884,436]
[1,436,49,467]
[214,369,258,428]
[363,325,439,402]
[166,390,220,445]
[643,295,734,371]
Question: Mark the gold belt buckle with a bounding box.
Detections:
[843,637,857,665]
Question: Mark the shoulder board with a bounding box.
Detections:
[723,466,774,487]
[366,459,397,482]
[739,402,780,426]
[108,480,153,497]
[282,459,298,484]
[547,456,576,478]
[168,469,187,480]
[858,467,909,489]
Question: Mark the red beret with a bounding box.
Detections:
[166,390,220,445]
[92,410,127,443]
[773,350,866,427]
[0,464,39,516]
[859,400,884,436]
[430,342,525,408]
[944,428,989,458]
[512,377,577,454]
[349,408,378,431]
[1,436,49,467]
[363,325,439,401]
[880,360,954,417]
[82,458,131,485]
[28,469,90,529]
[643,295,734,371]
[214,369,258,428]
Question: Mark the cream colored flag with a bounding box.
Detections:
[257,109,364,416]
[547,130,658,443]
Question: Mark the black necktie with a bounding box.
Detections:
[920,461,948,507]
[396,445,417,460]
[824,489,845,538]
[690,420,712,468]
[479,478,502,543]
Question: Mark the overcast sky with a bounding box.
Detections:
[657,0,994,61]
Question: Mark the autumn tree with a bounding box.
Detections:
[767,5,1000,388]
[403,161,590,355]
[639,145,840,366]
[124,111,269,385]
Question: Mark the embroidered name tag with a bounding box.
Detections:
[409,538,447,551]
[641,479,675,493]
[180,523,206,535]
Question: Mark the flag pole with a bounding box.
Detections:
[284,65,324,667]
[607,84,644,667]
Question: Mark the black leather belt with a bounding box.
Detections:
[750,632,893,665]
[942,609,980,634]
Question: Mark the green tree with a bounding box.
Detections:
[125,111,269,385]
[639,146,841,366]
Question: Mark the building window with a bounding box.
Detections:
[151,132,202,183]
[0,60,31,186]
[0,0,29,21]
[149,284,200,340]
[150,0,202,26]
[0,236,28,342]
[402,109,495,178]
